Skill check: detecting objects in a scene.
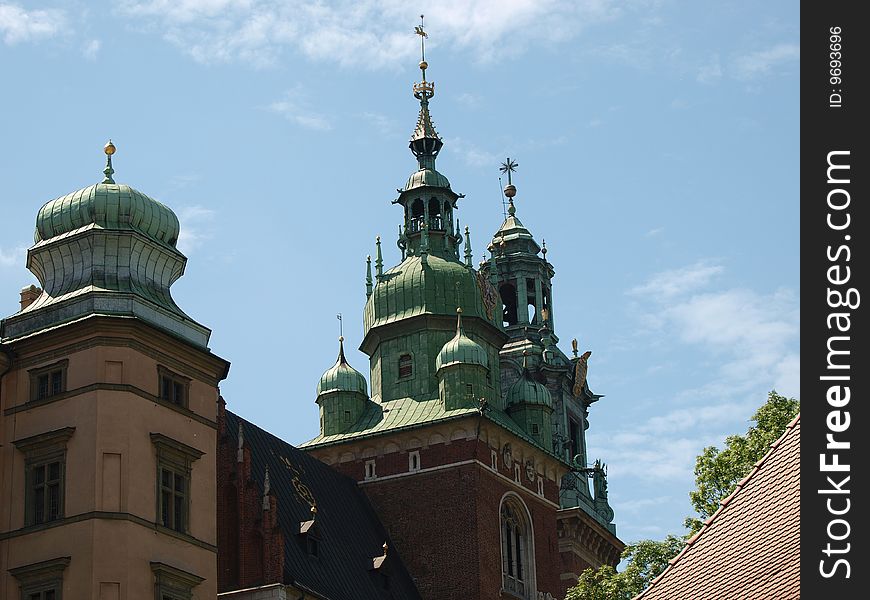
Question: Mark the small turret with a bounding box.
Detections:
[435,308,490,410]
[316,337,369,435]
[505,351,553,448]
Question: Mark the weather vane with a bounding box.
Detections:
[336,313,343,338]
[413,15,434,98]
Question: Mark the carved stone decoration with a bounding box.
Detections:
[572,350,592,397]
[525,459,537,483]
[502,443,513,469]
[477,269,499,320]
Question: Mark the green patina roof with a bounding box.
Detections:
[300,395,566,464]
[35,182,180,248]
[403,168,451,192]
[435,310,488,371]
[317,338,368,396]
[506,368,553,408]
[364,254,497,333]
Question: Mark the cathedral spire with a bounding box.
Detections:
[410,15,443,169]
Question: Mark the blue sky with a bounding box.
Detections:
[0,1,799,545]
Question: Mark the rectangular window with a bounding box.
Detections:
[29,360,68,402]
[398,354,413,379]
[14,428,75,528]
[531,423,540,436]
[157,366,190,408]
[10,557,70,600]
[365,459,376,480]
[409,450,421,472]
[465,384,474,400]
[159,466,187,532]
[150,434,203,536]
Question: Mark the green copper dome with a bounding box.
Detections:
[506,368,552,408]
[317,338,368,396]
[403,168,451,192]
[435,310,489,371]
[364,254,497,332]
[34,182,180,247]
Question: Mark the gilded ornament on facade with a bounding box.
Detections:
[572,350,592,397]
[525,459,537,483]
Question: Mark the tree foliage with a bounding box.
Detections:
[684,390,799,533]
[565,391,799,599]
[565,536,685,600]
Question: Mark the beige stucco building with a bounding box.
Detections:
[0,143,229,600]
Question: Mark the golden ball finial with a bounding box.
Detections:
[503,184,517,198]
[456,307,463,314]
[419,60,428,71]
[104,139,116,156]
[339,335,345,342]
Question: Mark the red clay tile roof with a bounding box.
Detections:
[635,414,800,600]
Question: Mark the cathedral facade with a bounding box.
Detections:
[298,42,623,600]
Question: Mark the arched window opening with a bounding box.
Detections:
[410,200,424,233]
[500,283,518,327]
[444,200,453,233]
[398,354,413,379]
[526,278,538,324]
[501,499,533,597]
[428,198,443,231]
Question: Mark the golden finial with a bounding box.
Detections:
[102,139,116,184]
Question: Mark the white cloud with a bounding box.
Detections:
[0,245,26,267]
[696,54,721,84]
[83,38,101,59]
[267,88,332,130]
[176,205,216,254]
[0,3,66,44]
[448,136,500,168]
[361,111,397,137]
[116,0,630,68]
[733,43,799,80]
[456,92,482,109]
[644,226,664,237]
[629,260,723,300]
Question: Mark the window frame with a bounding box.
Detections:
[13,428,75,528]
[9,556,70,600]
[157,365,191,409]
[150,433,203,535]
[28,360,69,403]
[500,495,536,598]
[397,353,414,381]
[150,561,204,600]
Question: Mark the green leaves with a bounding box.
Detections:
[566,537,686,600]
[686,391,799,533]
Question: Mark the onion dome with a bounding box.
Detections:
[436,308,489,371]
[34,140,180,248]
[363,254,497,332]
[317,337,368,396]
[505,353,552,408]
[402,167,451,192]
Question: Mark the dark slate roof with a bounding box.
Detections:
[635,415,800,600]
[225,410,421,600]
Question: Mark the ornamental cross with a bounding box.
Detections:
[499,158,518,185]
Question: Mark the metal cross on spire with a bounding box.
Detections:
[499,158,518,186]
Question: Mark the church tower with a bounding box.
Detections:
[0,143,229,600]
[302,19,623,599]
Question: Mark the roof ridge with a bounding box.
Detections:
[634,413,800,599]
